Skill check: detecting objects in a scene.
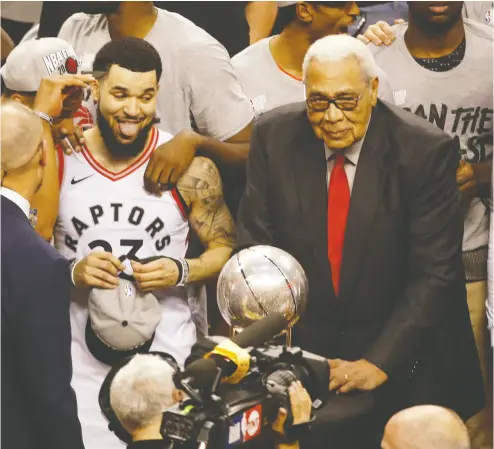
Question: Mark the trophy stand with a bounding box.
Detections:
[230,326,292,347]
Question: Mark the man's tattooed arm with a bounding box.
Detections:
[177,156,236,283]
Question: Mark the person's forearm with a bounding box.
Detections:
[196,135,250,166]
[1,27,14,61]
[186,247,233,284]
[245,1,278,45]
[31,121,59,241]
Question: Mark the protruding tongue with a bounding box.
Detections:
[118,122,139,138]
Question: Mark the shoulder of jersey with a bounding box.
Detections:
[464,18,494,42]
[231,38,269,68]
[156,8,227,52]
[155,128,175,147]
[368,23,407,58]
[232,37,271,64]
[60,12,107,38]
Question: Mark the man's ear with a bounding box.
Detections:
[91,80,100,103]
[9,92,29,106]
[172,389,184,403]
[370,76,379,107]
[296,2,314,25]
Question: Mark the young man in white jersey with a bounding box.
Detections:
[52,37,236,449]
[56,1,253,193]
[359,3,493,448]
[232,1,395,116]
[54,0,256,336]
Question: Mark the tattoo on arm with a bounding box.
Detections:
[178,157,236,249]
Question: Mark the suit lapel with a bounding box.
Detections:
[339,105,391,299]
[292,116,334,294]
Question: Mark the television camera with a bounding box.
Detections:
[162,313,330,449]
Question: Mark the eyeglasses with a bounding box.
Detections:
[306,93,364,112]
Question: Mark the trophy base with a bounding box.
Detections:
[229,326,292,347]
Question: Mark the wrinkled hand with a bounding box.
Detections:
[131,258,180,292]
[144,130,199,196]
[272,381,312,436]
[328,359,388,394]
[357,19,405,46]
[34,74,94,119]
[52,119,85,154]
[73,251,125,289]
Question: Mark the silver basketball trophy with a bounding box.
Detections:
[217,245,309,346]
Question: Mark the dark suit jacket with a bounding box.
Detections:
[237,101,484,424]
[1,195,84,449]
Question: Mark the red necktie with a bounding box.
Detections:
[327,154,350,296]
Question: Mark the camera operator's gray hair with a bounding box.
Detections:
[110,354,176,431]
[302,34,380,83]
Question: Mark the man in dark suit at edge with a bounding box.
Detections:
[1,73,93,449]
[236,34,483,448]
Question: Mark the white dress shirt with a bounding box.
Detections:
[1,187,30,218]
[324,136,365,194]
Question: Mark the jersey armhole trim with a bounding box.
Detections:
[172,187,190,221]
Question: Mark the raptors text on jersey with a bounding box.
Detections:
[54,126,190,270]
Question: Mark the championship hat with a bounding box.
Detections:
[1,37,80,92]
[86,280,162,366]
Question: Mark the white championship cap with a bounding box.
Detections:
[277,1,298,6]
[1,37,80,92]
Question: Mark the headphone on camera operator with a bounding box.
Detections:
[99,351,182,447]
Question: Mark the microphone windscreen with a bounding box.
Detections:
[175,357,217,390]
[184,337,218,367]
[232,312,289,348]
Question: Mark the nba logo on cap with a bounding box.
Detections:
[125,284,133,297]
[65,57,79,74]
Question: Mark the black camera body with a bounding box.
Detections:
[161,345,329,448]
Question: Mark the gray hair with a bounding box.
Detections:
[110,354,176,432]
[1,101,43,172]
[302,34,380,83]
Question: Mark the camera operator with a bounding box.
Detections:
[109,354,312,449]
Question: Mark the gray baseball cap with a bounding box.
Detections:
[1,37,80,92]
[86,280,162,366]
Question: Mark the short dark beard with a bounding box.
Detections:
[96,107,152,159]
[409,7,463,37]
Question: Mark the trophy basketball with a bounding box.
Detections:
[216,245,308,346]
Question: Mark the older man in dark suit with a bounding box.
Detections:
[1,74,92,449]
[236,34,484,448]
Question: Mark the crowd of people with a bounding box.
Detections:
[1,2,492,449]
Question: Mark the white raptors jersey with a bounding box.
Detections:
[54,127,196,449]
